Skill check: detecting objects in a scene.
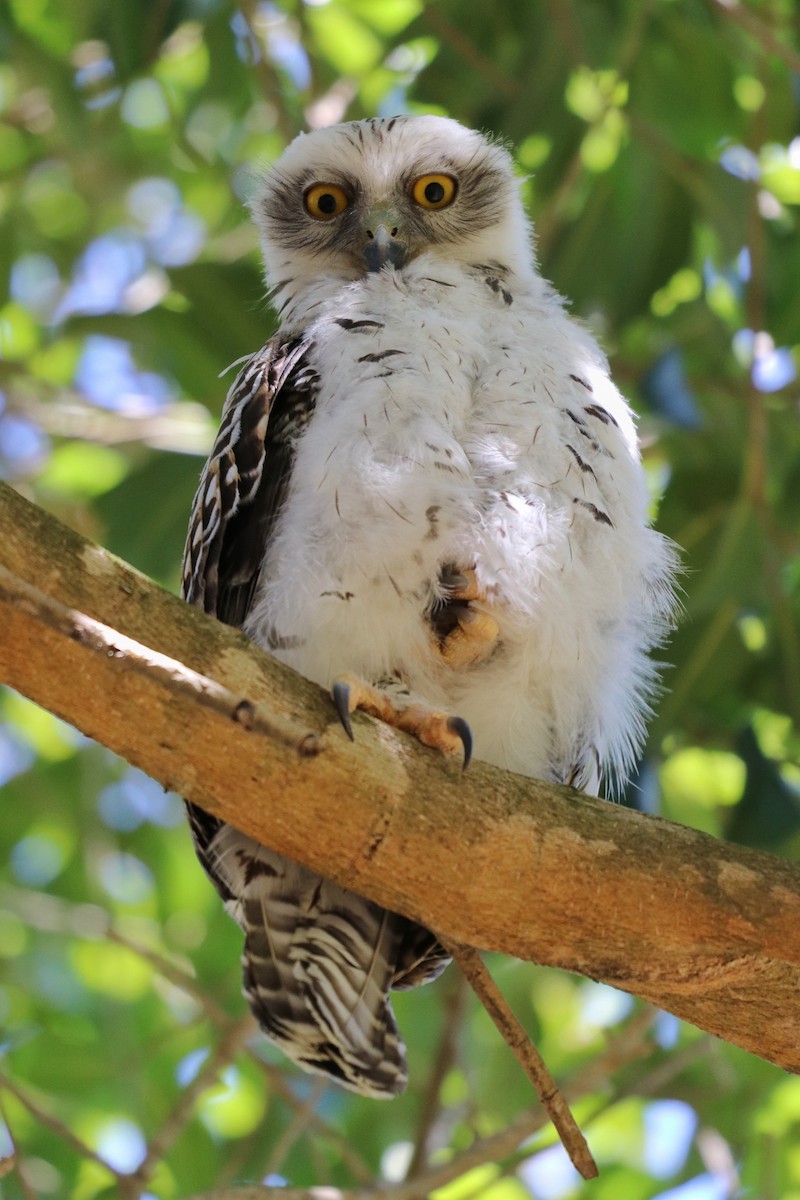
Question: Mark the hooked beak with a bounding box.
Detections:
[364,221,407,273]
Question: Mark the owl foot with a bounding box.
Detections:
[431,566,500,669]
[332,674,472,769]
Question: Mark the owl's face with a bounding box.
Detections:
[254,116,532,298]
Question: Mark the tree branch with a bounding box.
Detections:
[2,480,800,1074]
[441,941,597,1179]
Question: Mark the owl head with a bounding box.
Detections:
[253,116,534,315]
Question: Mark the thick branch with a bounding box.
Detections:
[2,480,800,1073]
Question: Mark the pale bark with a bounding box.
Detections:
[2,480,799,1074]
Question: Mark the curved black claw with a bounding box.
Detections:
[447,716,473,770]
[332,680,355,741]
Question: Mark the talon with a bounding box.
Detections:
[332,680,354,740]
[332,674,471,765]
[447,716,472,769]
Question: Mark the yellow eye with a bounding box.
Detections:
[411,174,457,210]
[304,183,351,221]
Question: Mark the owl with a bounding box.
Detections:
[182,115,677,1098]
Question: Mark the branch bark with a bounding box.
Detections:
[2,480,800,1073]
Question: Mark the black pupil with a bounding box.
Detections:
[317,192,339,214]
[424,181,446,204]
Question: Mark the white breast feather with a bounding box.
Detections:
[244,254,676,789]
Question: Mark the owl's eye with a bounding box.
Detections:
[304,183,351,221]
[411,174,457,210]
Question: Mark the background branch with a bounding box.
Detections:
[2,481,800,1076]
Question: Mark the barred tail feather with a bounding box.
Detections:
[291,902,408,1097]
[205,825,408,1097]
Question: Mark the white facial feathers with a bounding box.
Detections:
[252,115,535,312]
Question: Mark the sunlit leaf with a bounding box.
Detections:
[305,6,384,73]
[661,747,746,811]
[198,1066,267,1138]
[70,942,153,1000]
[431,1164,500,1200]
[38,442,128,498]
[3,691,81,761]
[0,301,40,358]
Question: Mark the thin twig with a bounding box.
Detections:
[106,927,233,1028]
[0,1073,122,1184]
[4,386,215,454]
[742,144,767,509]
[135,1014,256,1193]
[440,942,598,1181]
[387,1009,693,1200]
[616,0,658,75]
[262,1079,328,1179]
[238,0,302,142]
[534,0,656,260]
[0,1094,38,1200]
[0,883,232,1031]
[628,113,727,217]
[422,8,518,96]
[184,1190,357,1199]
[405,971,468,1178]
[244,1052,375,1185]
[309,1134,329,1185]
[712,0,800,73]
[542,0,589,67]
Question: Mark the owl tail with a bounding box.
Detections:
[239,865,409,1098]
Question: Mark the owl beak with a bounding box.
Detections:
[364,220,407,272]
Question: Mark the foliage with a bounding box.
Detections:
[1,0,799,1198]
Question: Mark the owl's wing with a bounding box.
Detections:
[180,336,410,1096]
[180,332,314,869]
[182,333,315,627]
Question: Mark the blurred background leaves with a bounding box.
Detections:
[1,0,799,1197]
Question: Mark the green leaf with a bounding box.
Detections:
[38,442,128,498]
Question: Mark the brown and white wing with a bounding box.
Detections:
[182,333,315,627]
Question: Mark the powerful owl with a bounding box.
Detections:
[182,115,677,1097]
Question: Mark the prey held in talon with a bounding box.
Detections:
[332,674,472,768]
[431,565,501,669]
